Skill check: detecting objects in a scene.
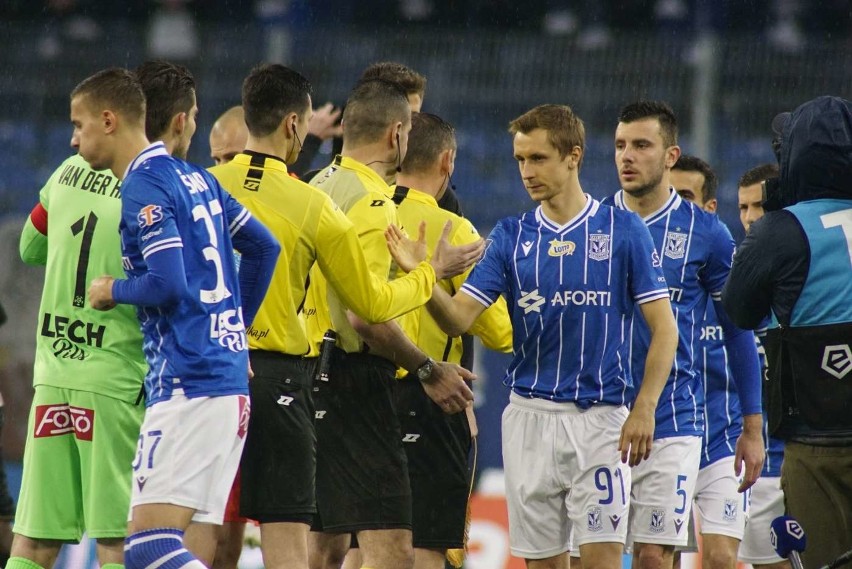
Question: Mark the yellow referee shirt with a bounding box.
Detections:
[393,185,512,366]
[209,151,437,356]
[302,155,407,354]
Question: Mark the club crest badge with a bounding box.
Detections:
[723,499,738,522]
[588,233,611,261]
[650,509,666,533]
[587,506,602,532]
[664,231,688,260]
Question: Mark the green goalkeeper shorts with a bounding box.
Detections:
[13,385,144,541]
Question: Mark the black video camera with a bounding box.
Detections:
[761,177,785,212]
[761,112,790,211]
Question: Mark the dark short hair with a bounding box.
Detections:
[134,60,196,141]
[71,68,146,124]
[618,100,678,147]
[242,63,312,137]
[342,79,411,147]
[359,62,426,98]
[739,163,779,188]
[672,154,718,202]
[401,112,456,174]
[508,104,585,163]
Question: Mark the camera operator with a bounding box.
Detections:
[721,96,852,568]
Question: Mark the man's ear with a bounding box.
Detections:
[390,122,403,149]
[172,112,187,137]
[665,145,682,169]
[283,112,299,137]
[102,110,118,134]
[439,148,454,175]
[567,145,583,169]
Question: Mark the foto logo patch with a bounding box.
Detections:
[137,204,163,228]
[34,404,95,441]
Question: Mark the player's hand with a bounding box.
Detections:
[619,405,655,467]
[308,102,343,140]
[385,222,428,273]
[420,361,475,415]
[88,275,117,311]
[734,420,765,492]
[430,221,485,280]
[248,361,254,380]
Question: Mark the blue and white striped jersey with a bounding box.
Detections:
[119,143,252,405]
[461,195,668,407]
[699,300,742,468]
[605,189,735,438]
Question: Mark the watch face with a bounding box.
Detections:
[417,359,433,379]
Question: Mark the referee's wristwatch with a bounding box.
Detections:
[415,357,435,382]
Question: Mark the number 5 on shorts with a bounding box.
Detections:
[132,429,163,472]
[674,474,688,515]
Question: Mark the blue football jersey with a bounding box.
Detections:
[606,189,735,438]
[119,143,253,405]
[461,196,668,407]
[699,300,742,468]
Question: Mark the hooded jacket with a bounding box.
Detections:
[722,96,852,440]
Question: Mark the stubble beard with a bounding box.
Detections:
[623,166,665,199]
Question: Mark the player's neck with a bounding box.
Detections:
[112,132,151,180]
[245,135,290,165]
[541,184,587,225]
[343,143,398,184]
[396,172,441,199]
[623,182,672,218]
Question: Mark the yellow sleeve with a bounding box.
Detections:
[315,196,436,323]
[449,219,513,353]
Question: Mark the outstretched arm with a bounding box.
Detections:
[348,312,475,414]
[426,286,488,338]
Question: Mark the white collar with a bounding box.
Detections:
[124,141,170,179]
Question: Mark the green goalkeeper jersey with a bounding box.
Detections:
[20,153,146,402]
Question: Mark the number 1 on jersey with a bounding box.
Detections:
[70,212,98,308]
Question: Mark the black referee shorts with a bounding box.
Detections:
[240,350,317,524]
[395,375,472,549]
[312,348,412,533]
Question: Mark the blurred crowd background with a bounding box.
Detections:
[0,0,850,472]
